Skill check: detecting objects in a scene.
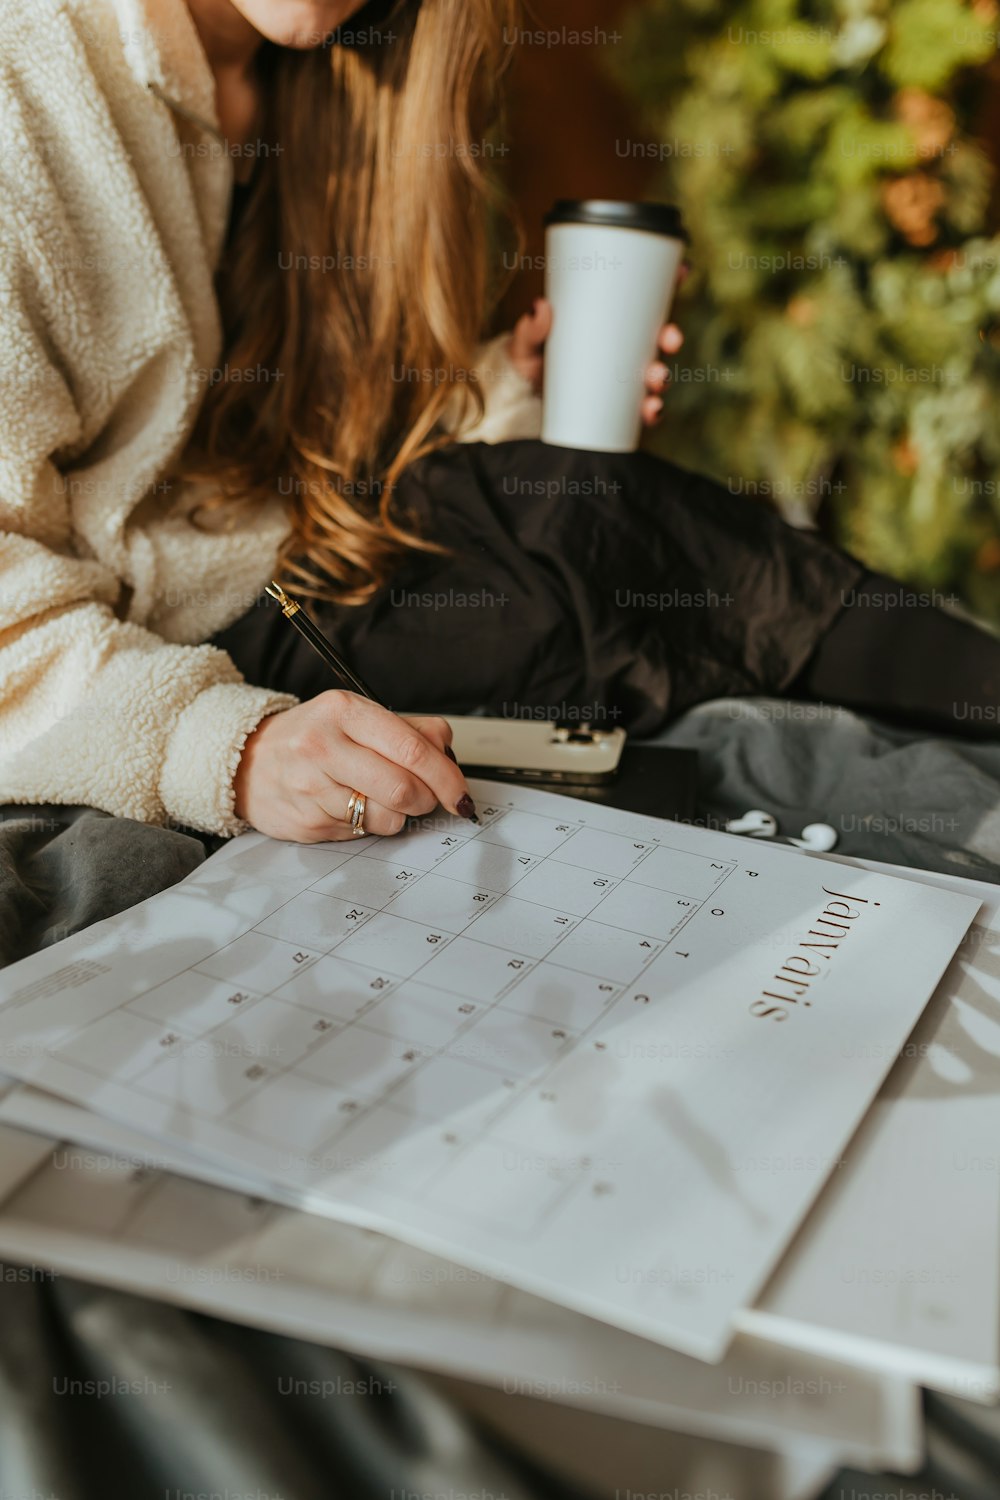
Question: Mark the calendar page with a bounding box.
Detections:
[6,853,998,1400]
[0,782,979,1360]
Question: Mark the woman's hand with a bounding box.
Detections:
[507,295,685,427]
[233,692,475,843]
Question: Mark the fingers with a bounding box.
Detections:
[234,696,475,845]
[402,714,454,754]
[645,360,669,394]
[318,741,441,821]
[642,393,665,427]
[320,694,474,820]
[512,296,553,352]
[312,790,408,840]
[658,322,684,357]
[508,298,553,390]
[643,327,684,424]
[401,716,462,774]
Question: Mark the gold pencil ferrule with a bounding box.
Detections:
[265,582,300,618]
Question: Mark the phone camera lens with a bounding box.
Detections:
[552,724,599,746]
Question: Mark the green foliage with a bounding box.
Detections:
[880,0,995,89]
[617,0,1000,620]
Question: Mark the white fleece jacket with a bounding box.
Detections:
[0,0,542,836]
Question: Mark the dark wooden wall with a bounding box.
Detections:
[496,0,656,326]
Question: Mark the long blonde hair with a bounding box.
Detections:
[183,0,520,604]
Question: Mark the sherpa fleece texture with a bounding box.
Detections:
[0,0,542,836]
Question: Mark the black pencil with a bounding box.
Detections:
[264,582,376,699]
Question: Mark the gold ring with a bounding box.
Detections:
[346,790,367,837]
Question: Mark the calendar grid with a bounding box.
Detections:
[383,897,695,1231]
[38,799,743,1239]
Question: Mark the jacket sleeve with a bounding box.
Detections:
[0,242,295,837]
[441,333,543,444]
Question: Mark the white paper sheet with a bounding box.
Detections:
[0,783,979,1359]
[10,840,998,1402]
[741,852,1000,1399]
[0,1120,921,1471]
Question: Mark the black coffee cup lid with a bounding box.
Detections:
[544,200,689,241]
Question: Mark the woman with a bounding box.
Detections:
[3,7,997,1498]
[0,0,996,852]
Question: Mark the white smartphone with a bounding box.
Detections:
[445,717,627,786]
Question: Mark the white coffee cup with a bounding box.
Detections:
[541,200,688,454]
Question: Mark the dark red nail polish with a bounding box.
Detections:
[457,793,478,822]
[444,746,458,763]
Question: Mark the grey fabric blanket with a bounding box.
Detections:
[1,698,999,1500]
[0,806,212,968]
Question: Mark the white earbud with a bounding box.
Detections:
[725,810,778,838]
[788,823,838,853]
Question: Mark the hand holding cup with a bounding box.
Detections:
[513,200,690,454]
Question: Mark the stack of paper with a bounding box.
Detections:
[0,781,994,1485]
